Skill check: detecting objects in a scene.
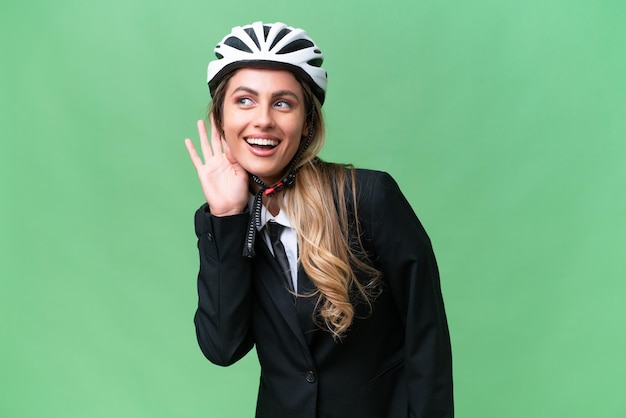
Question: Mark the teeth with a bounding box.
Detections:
[246,138,278,146]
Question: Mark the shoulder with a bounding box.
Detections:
[348,168,403,202]
[314,161,404,204]
[352,168,396,186]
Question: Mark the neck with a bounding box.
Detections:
[266,199,281,217]
[249,180,282,217]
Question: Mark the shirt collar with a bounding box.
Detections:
[248,193,293,231]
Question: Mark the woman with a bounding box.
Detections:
[185,21,453,418]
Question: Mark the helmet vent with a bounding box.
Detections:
[223,36,253,53]
[269,28,292,50]
[243,27,261,50]
[263,25,271,41]
[277,39,314,55]
[307,58,323,67]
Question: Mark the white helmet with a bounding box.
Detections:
[207,22,327,104]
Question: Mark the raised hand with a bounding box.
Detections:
[185,116,249,216]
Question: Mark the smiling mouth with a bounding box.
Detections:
[246,137,279,149]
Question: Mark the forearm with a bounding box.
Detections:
[193,204,254,366]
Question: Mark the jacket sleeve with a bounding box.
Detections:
[193,204,254,366]
[361,172,454,418]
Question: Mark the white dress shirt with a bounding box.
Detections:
[251,195,298,291]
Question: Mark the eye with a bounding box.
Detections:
[236,97,254,106]
[274,99,293,109]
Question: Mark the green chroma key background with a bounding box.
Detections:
[1,0,624,416]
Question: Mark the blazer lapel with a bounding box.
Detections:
[254,238,311,352]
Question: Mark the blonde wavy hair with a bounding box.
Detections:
[210,70,381,340]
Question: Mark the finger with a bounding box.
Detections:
[196,119,212,161]
[184,138,203,170]
[209,114,224,155]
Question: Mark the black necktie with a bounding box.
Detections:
[266,221,294,291]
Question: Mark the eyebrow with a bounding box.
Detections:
[230,86,301,103]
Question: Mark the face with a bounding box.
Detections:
[220,68,308,186]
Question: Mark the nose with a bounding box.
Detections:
[253,103,275,129]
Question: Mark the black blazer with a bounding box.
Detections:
[193,169,453,418]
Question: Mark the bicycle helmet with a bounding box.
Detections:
[207,21,327,104]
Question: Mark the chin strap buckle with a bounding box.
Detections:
[264,181,285,197]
